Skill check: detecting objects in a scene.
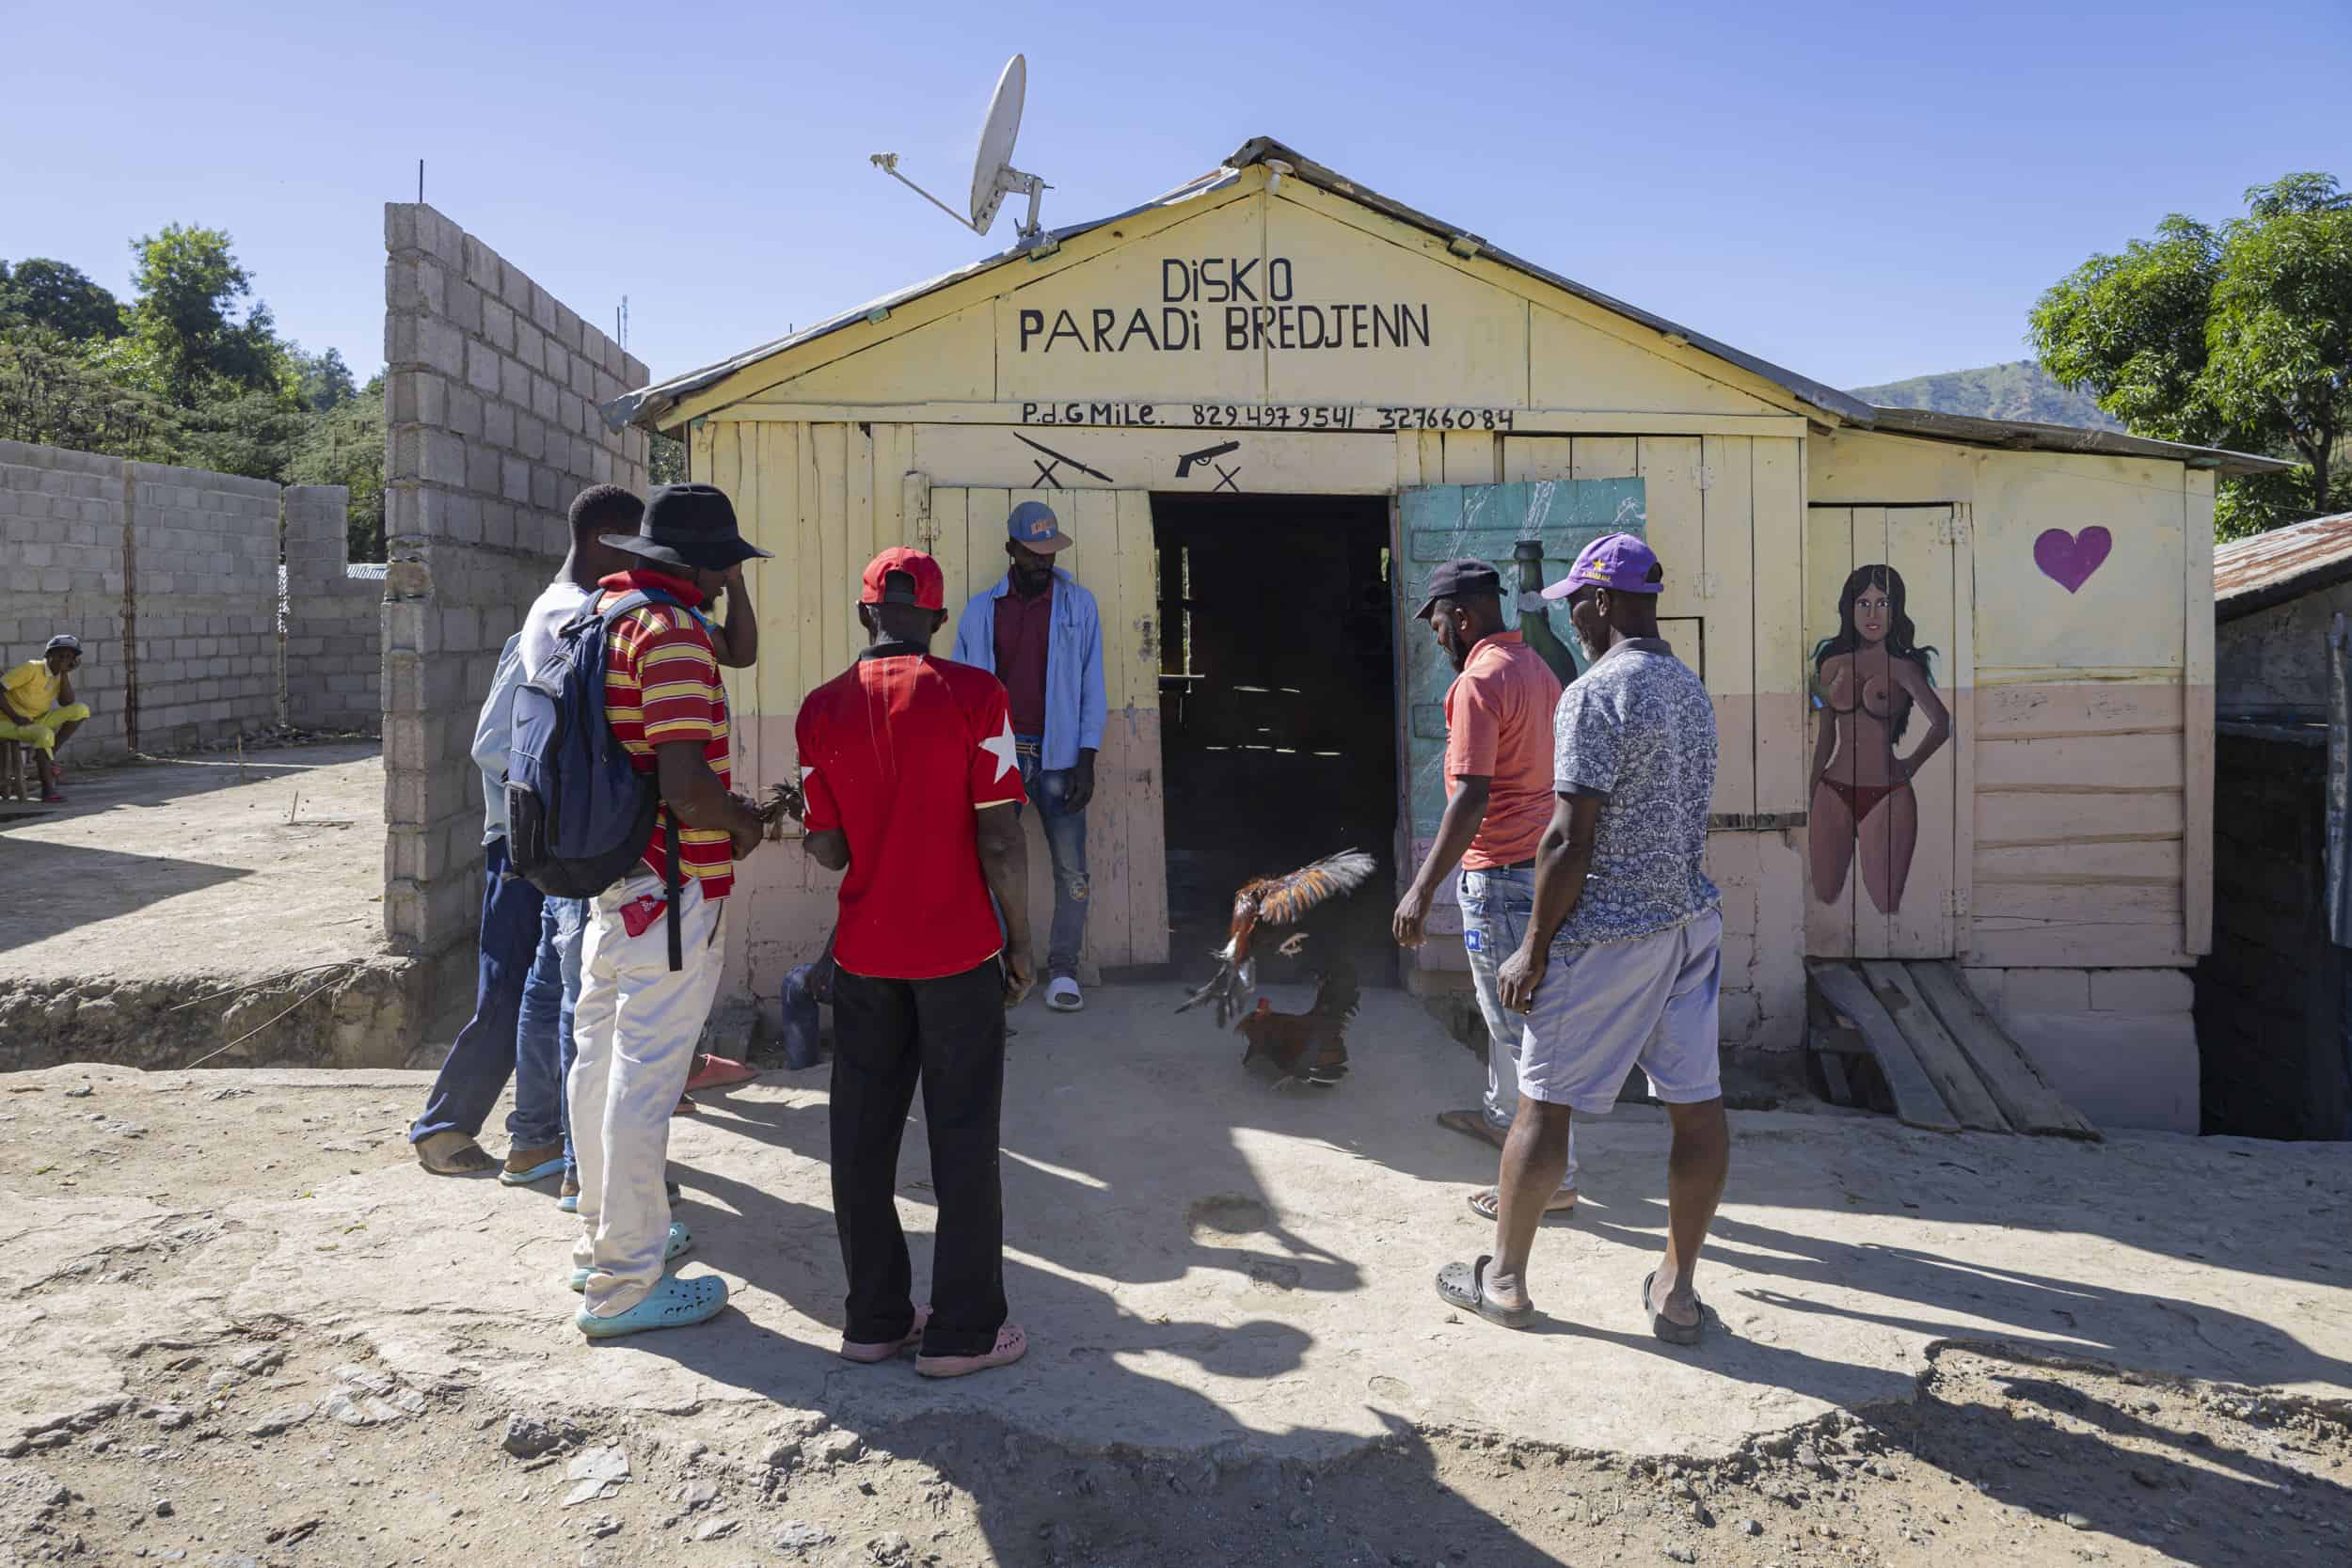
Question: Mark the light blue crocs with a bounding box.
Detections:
[558,1179,680,1214]
[568,1222,692,1292]
[576,1273,728,1338]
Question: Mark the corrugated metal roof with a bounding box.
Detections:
[2215,511,2352,621]
[599,136,2293,483]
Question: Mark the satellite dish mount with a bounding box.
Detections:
[871,54,1053,249]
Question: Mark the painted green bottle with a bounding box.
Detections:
[1512,539,1580,687]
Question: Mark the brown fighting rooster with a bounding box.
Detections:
[1237,966,1361,1088]
[1176,849,1378,1028]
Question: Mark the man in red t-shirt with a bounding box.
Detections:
[795,546,1035,1378]
[567,484,772,1339]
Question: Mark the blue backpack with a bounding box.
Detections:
[505,589,684,967]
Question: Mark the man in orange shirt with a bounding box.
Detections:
[1394,559,1577,1221]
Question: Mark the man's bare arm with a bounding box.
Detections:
[704,565,759,669]
[803,827,850,871]
[975,804,1034,1005]
[1496,793,1602,1012]
[1395,773,1490,946]
[654,739,764,843]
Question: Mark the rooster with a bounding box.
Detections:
[1237,966,1360,1089]
[1176,849,1378,1028]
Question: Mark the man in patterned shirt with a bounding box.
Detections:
[568,484,772,1338]
[1435,533,1729,1347]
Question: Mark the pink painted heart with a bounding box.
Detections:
[2034,526,2111,594]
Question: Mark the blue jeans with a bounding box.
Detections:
[1459,866,1577,1190]
[1013,737,1089,979]
[517,895,590,1178]
[409,839,560,1148]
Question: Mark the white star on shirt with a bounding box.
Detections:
[979,715,1019,783]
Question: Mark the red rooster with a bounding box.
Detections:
[1175,849,1378,1028]
[1237,967,1361,1089]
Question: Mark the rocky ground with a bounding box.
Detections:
[5,1331,2345,1567]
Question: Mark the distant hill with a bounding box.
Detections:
[1850,360,2124,432]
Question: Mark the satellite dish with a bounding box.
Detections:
[871,53,1054,248]
[969,55,1025,233]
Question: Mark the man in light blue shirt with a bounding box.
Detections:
[950,500,1104,1011]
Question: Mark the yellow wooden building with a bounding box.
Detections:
[612,139,2283,1129]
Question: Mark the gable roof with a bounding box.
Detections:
[602,137,2289,482]
[2216,511,2352,622]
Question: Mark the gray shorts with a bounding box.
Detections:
[1518,909,1724,1114]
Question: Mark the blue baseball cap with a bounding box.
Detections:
[1008,500,1074,553]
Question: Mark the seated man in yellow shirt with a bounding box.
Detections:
[1,635,92,803]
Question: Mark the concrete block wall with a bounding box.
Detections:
[125,459,280,751]
[1,440,363,758]
[0,439,129,754]
[283,484,382,731]
[380,203,647,980]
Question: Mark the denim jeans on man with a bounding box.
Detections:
[408,839,562,1148]
[1458,865,1577,1190]
[1013,737,1089,979]
[516,895,591,1178]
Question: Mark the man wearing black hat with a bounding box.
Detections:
[1394,559,1577,1222]
[566,483,773,1338]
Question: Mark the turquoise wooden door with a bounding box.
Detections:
[1400,479,1646,949]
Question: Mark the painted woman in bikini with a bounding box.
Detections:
[1809,565,1950,914]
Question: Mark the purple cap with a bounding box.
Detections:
[1542,532,1662,599]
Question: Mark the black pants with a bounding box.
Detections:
[830,958,1008,1357]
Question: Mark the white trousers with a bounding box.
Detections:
[568,870,724,1315]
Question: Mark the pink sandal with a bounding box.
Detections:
[839,1305,931,1364]
[916,1322,1028,1379]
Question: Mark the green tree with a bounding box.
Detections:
[125,225,288,404]
[289,344,358,413]
[0,332,175,458]
[647,431,686,485]
[287,373,387,561]
[2031,174,2352,537]
[0,258,126,341]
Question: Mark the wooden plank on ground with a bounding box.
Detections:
[1906,960,2101,1140]
[1806,961,1960,1132]
[1859,960,2010,1132]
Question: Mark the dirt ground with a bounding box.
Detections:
[4,984,2348,1566]
[0,741,410,1071]
[0,739,386,986]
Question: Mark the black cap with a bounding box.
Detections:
[603,483,773,573]
[1413,557,1504,620]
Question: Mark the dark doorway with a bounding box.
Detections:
[1153,493,1398,992]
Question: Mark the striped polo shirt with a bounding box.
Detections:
[596,570,735,901]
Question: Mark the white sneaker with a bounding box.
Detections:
[1045,975,1084,1012]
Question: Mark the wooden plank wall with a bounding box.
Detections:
[706,414,1170,974]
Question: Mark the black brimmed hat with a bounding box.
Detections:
[603,483,771,572]
[1413,558,1504,620]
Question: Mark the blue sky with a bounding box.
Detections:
[4,0,2344,393]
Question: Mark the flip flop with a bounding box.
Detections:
[1468,1186,1578,1222]
[684,1053,759,1092]
[672,1094,699,1117]
[916,1322,1029,1379]
[575,1273,727,1338]
[840,1305,932,1364]
[1642,1269,1704,1347]
[1435,1109,1507,1150]
[1435,1255,1535,1330]
[568,1222,692,1291]
[1044,977,1084,1012]
[500,1148,566,1186]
